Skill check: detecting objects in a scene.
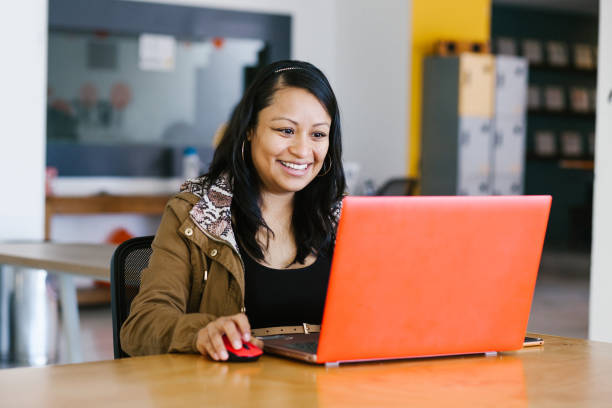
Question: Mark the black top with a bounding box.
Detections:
[243,250,332,329]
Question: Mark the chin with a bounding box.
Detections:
[278,177,316,193]
[282,182,310,193]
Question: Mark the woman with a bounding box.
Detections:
[121,60,346,360]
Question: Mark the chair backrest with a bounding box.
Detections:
[375,177,418,196]
[110,235,154,359]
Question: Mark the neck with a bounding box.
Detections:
[259,190,294,227]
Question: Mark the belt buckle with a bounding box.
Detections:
[302,323,309,334]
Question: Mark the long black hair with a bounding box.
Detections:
[206,60,345,265]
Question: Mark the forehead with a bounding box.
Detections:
[259,87,331,123]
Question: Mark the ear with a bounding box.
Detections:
[246,129,254,142]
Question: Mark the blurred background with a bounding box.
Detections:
[1,0,610,367]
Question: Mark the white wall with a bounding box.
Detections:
[0,1,47,241]
[589,1,612,342]
[335,0,410,189]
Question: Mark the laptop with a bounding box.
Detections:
[262,195,552,364]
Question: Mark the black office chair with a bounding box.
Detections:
[375,177,418,196]
[110,235,154,359]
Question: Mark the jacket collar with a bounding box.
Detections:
[180,174,239,254]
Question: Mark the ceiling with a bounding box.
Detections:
[493,0,599,15]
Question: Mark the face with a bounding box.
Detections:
[249,86,331,196]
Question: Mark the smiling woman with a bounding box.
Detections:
[120,60,346,361]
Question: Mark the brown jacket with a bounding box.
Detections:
[120,175,341,356]
[121,175,246,356]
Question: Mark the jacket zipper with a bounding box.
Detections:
[193,222,246,310]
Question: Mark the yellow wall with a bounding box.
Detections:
[409,0,491,178]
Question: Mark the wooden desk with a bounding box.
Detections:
[0,242,116,363]
[1,334,611,406]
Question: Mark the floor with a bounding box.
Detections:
[3,249,592,367]
[526,250,590,338]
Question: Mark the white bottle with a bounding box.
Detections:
[182,147,200,180]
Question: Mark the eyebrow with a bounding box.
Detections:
[271,117,330,128]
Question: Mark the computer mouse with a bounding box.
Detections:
[222,335,263,362]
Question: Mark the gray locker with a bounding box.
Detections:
[458,117,493,195]
[421,56,461,196]
[492,56,528,195]
[491,117,526,195]
[421,54,528,196]
[495,56,528,117]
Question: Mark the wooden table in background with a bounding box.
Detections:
[0,242,116,363]
[1,334,611,406]
[45,194,169,305]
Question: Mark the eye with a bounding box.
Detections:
[313,132,328,138]
[276,128,294,135]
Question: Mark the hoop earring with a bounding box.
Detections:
[241,140,246,161]
[318,156,332,177]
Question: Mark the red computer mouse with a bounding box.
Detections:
[222,335,263,362]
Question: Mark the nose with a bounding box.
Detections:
[288,133,311,158]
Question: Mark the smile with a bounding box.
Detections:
[280,161,309,170]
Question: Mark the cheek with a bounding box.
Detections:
[251,136,279,165]
[315,143,330,162]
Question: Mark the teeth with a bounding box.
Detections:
[281,161,308,170]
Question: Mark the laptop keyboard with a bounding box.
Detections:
[285,341,319,354]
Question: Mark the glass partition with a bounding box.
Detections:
[46,0,290,177]
[48,31,264,148]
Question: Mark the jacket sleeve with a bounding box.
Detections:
[120,199,216,356]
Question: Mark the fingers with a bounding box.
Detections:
[251,337,264,349]
[195,328,208,356]
[196,322,224,361]
[222,318,243,350]
[231,313,252,342]
[197,327,220,360]
[208,327,228,361]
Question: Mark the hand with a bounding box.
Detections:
[196,313,263,361]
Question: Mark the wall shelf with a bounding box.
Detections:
[45,194,171,240]
[529,65,597,76]
[525,156,594,171]
[528,110,595,119]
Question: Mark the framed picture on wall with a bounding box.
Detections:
[546,41,568,67]
[544,86,565,111]
[573,43,594,69]
[570,87,590,112]
[522,39,544,64]
[528,85,541,110]
[496,37,517,55]
[534,130,557,157]
[560,131,583,157]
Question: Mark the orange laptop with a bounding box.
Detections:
[263,195,552,365]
